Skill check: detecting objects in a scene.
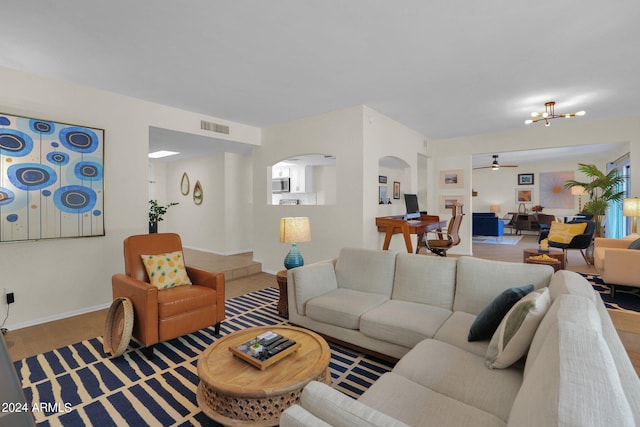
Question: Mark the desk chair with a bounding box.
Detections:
[424,203,464,256]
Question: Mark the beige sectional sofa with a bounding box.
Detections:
[281,248,640,426]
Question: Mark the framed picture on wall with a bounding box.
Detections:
[516,188,533,203]
[379,175,387,184]
[0,112,105,243]
[439,195,464,213]
[393,181,400,199]
[518,173,534,185]
[439,169,464,188]
[379,186,388,204]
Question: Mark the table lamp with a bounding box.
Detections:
[279,217,311,269]
[571,186,586,213]
[623,198,640,234]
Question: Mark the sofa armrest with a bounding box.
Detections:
[186,266,225,322]
[288,262,339,317]
[280,405,332,427]
[595,237,635,250]
[601,248,640,287]
[112,274,159,346]
[296,381,409,427]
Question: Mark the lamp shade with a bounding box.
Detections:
[489,205,500,214]
[280,217,311,269]
[623,198,640,217]
[279,217,311,243]
[571,186,586,196]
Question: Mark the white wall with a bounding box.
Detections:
[253,105,432,273]
[363,106,429,253]
[0,66,260,328]
[254,106,365,273]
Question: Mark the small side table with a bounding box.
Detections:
[522,248,566,271]
[276,270,289,318]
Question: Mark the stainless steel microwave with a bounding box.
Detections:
[272,177,290,193]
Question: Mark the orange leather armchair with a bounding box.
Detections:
[112,233,225,358]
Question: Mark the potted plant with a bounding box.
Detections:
[564,163,626,237]
[148,200,179,233]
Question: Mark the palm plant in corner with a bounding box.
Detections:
[564,163,626,238]
[148,200,179,233]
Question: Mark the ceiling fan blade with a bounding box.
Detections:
[472,164,519,170]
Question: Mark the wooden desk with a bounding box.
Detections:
[376,214,447,253]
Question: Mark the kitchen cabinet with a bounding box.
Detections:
[290,166,314,193]
[272,166,290,178]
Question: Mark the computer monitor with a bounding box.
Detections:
[404,194,421,220]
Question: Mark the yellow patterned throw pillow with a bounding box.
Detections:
[547,222,587,244]
[141,251,192,290]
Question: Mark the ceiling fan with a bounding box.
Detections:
[473,154,518,170]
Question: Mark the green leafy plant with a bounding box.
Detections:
[564,163,626,236]
[148,200,179,223]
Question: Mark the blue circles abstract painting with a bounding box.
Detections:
[0,113,104,242]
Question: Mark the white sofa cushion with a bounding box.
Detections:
[391,254,457,309]
[525,293,601,378]
[453,257,553,315]
[360,300,452,348]
[433,311,490,357]
[486,288,551,369]
[298,381,409,427]
[508,321,635,427]
[360,373,506,427]
[392,339,522,421]
[291,262,339,316]
[548,269,597,303]
[335,247,396,295]
[306,288,388,330]
[593,296,640,424]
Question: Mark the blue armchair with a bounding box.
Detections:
[472,212,504,236]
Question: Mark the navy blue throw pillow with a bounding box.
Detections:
[467,284,534,342]
[628,238,640,250]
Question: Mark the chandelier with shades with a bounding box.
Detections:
[525,101,585,127]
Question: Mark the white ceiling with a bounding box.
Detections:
[2,1,639,143]
[471,143,627,169]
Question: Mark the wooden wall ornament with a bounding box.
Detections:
[193,180,203,205]
[180,172,190,195]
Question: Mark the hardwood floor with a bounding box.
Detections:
[4,237,639,376]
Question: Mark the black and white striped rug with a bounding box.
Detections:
[15,287,394,426]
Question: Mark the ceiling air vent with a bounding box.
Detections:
[201,120,230,135]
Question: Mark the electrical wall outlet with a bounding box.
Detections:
[6,292,14,305]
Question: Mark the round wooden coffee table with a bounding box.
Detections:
[197,325,331,426]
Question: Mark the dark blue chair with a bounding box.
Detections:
[538,220,596,265]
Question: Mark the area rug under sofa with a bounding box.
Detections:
[14,287,393,426]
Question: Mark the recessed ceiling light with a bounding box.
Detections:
[148,150,180,159]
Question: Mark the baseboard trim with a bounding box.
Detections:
[6,302,111,331]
